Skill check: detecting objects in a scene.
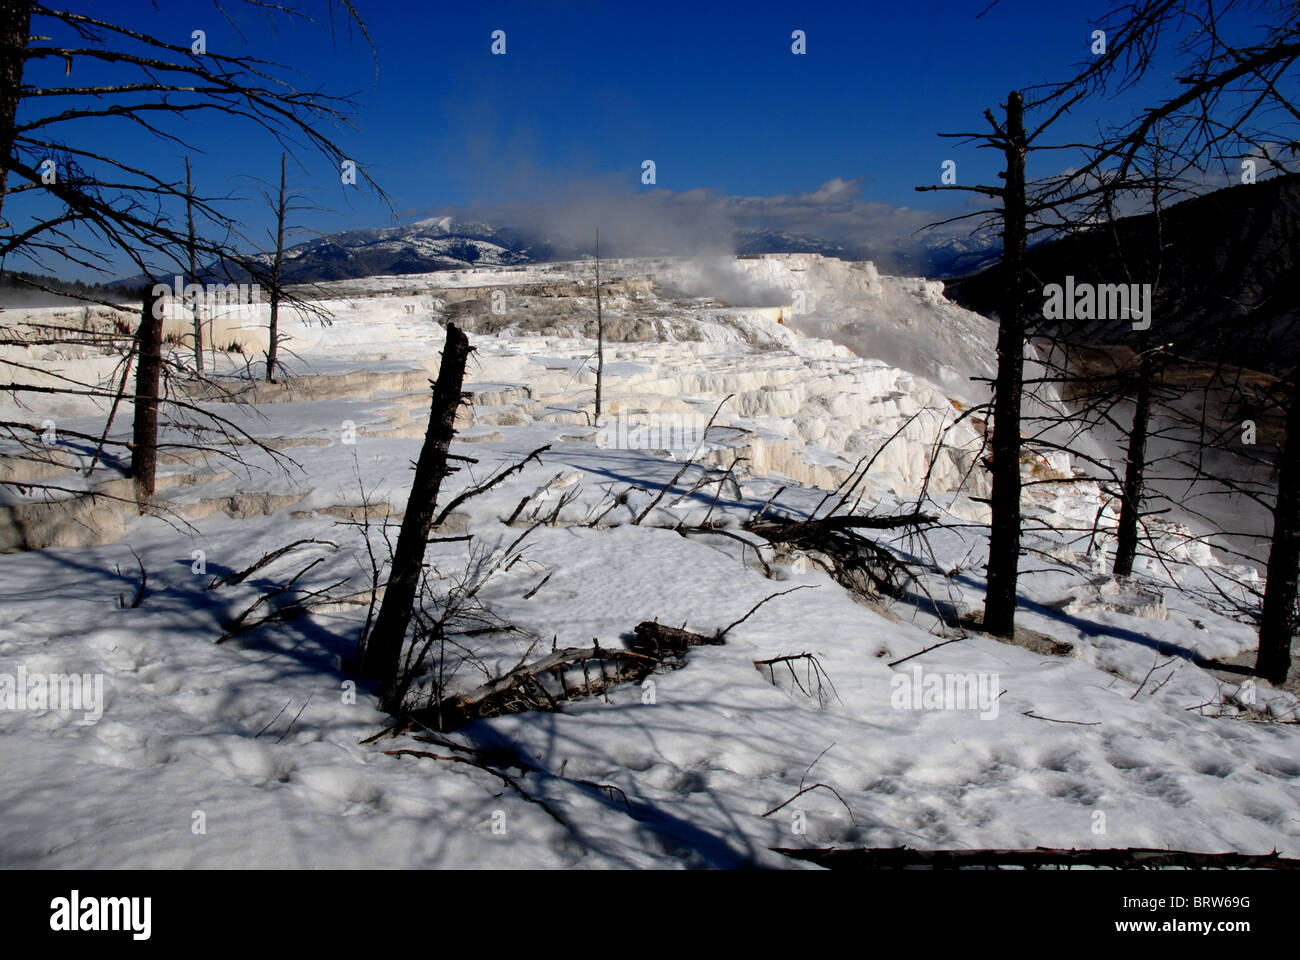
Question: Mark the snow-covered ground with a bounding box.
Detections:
[0,255,1295,868]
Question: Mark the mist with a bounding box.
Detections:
[424,176,972,283]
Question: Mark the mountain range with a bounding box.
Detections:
[181,217,1002,287]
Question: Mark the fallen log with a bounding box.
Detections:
[407,641,664,732]
[771,846,1300,870]
[627,620,722,658]
[371,620,726,737]
[774,511,937,533]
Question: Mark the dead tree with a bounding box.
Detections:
[1257,375,1300,684]
[983,90,1029,636]
[1106,144,1172,578]
[0,0,29,227]
[594,228,605,420]
[917,90,1031,636]
[129,287,163,507]
[266,152,287,382]
[1112,349,1154,576]
[1067,133,1183,579]
[361,324,472,701]
[925,3,1298,654]
[1032,1,1300,680]
[185,156,202,375]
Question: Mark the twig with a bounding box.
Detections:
[717,585,813,640]
[1131,656,1177,699]
[753,485,786,522]
[1022,710,1101,726]
[753,653,842,706]
[800,743,835,791]
[886,636,965,668]
[87,348,135,477]
[522,572,552,600]
[255,699,291,738]
[127,546,146,608]
[633,394,732,524]
[207,538,337,590]
[761,783,857,825]
[575,779,637,818]
[433,444,550,528]
[276,691,313,743]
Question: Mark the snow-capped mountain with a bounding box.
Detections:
[250,218,558,282]
[124,218,1001,289]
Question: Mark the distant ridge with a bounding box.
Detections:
[945,175,1300,373]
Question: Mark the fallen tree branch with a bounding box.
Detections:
[887,636,966,668]
[744,513,919,603]
[675,524,774,577]
[761,783,856,824]
[1021,710,1101,726]
[785,511,939,532]
[718,585,813,640]
[771,846,1300,870]
[215,556,343,643]
[754,652,841,706]
[376,618,737,735]
[522,572,552,600]
[627,620,722,657]
[405,641,664,732]
[207,538,337,590]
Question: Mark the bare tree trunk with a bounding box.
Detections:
[1257,375,1300,685]
[0,0,32,226]
[131,288,164,507]
[594,228,604,420]
[1113,135,1167,580]
[362,324,472,700]
[1113,348,1152,577]
[267,152,286,382]
[185,156,204,374]
[983,90,1028,637]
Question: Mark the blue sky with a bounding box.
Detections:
[10,0,1272,278]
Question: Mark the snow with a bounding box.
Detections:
[0,254,1296,868]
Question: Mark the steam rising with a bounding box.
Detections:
[428,176,970,283]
